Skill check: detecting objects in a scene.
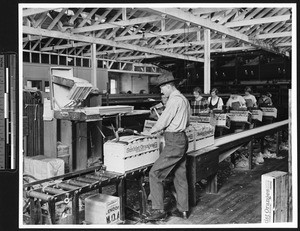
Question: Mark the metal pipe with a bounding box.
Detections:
[76,177,98,184]
[43,187,67,195]
[57,183,79,191]
[67,180,89,187]
[27,191,52,201]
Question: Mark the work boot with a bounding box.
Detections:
[171,209,189,219]
[145,209,167,221]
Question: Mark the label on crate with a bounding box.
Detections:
[106,203,120,224]
[251,109,263,121]
[143,120,156,133]
[228,111,252,123]
[215,113,231,128]
[261,171,288,223]
[260,107,277,118]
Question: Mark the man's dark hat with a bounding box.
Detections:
[156,72,180,87]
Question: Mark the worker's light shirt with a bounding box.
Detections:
[243,94,257,107]
[151,90,190,133]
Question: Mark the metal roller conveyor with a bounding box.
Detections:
[57,182,80,191]
[76,176,99,184]
[42,187,67,195]
[27,190,53,201]
[94,171,122,179]
[85,174,109,181]
[67,179,89,187]
[84,174,108,181]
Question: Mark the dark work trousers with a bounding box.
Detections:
[149,131,189,212]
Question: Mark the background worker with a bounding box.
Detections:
[226,89,246,110]
[145,72,190,221]
[243,86,257,108]
[207,88,223,111]
[191,87,209,115]
[258,92,273,107]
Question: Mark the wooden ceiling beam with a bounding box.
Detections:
[41,42,90,51]
[184,45,256,55]
[23,8,57,17]
[116,54,159,61]
[190,8,229,15]
[47,8,67,30]
[23,26,205,62]
[72,15,162,33]
[145,8,282,55]
[115,26,200,41]
[275,42,291,47]
[255,31,291,39]
[225,14,291,28]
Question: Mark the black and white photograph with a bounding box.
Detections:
[0,2,298,230]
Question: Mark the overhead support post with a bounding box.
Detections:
[204,29,211,94]
[91,43,97,87]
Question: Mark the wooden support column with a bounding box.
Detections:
[138,174,147,218]
[91,43,97,87]
[204,29,211,94]
[60,120,72,172]
[287,89,292,222]
[248,139,253,170]
[117,177,126,222]
[74,122,87,171]
[276,130,281,156]
[44,119,57,158]
[72,190,80,224]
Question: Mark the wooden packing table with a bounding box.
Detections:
[187,146,219,206]
[186,120,288,207]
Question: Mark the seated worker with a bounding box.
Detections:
[191,87,209,115]
[243,86,257,108]
[207,88,224,111]
[226,89,246,110]
[257,92,273,107]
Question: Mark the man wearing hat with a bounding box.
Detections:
[145,72,190,221]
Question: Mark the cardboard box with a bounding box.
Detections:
[261,171,288,223]
[85,193,120,224]
[104,135,159,173]
[251,109,263,121]
[228,110,252,124]
[23,155,65,180]
[261,107,277,118]
[215,113,231,129]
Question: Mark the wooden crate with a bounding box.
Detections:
[261,107,278,118]
[251,109,263,122]
[228,110,252,124]
[215,113,231,129]
[261,171,288,223]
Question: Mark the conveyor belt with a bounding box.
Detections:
[24,164,153,224]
